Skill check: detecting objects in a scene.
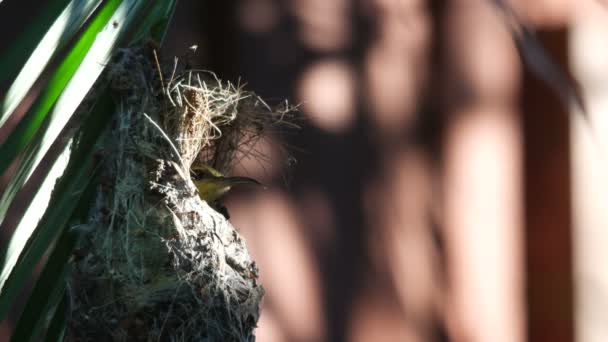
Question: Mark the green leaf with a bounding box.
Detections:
[0,0,178,333]
[0,0,142,224]
[0,92,114,321]
[131,0,177,45]
[0,0,70,84]
[0,140,74,320]
[11,266,69,342]
[0,0,102,128]
[43,295,68,342]
[0,0,122,179]
[10,176,99,342]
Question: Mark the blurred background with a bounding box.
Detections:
[4,0,608,341]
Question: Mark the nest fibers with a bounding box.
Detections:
[67,46,295,341]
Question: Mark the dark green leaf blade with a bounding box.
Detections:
[0,0,137,225]
[10,175,99,342]
[0,0,70,84]
[0,0,123,178]
[0,0,102,128]
[0,91,114,321]
[43,294,68,342]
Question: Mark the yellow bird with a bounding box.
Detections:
[191,164,261,204]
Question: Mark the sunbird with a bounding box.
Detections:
[190,164,261,217]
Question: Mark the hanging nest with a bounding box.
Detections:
[66,45,296,341]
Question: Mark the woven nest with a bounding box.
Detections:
[66,46,295,341]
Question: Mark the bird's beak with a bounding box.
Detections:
[223,176,262,187]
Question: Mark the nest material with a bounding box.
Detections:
[66,46,293,341]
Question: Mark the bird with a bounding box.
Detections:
[190,164,261,218]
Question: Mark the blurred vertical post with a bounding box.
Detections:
[570,1,608,342]
[515,1,575,340]
[441,1,525,341]
[522,29,574,342]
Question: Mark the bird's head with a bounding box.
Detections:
[191,165,261,203]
